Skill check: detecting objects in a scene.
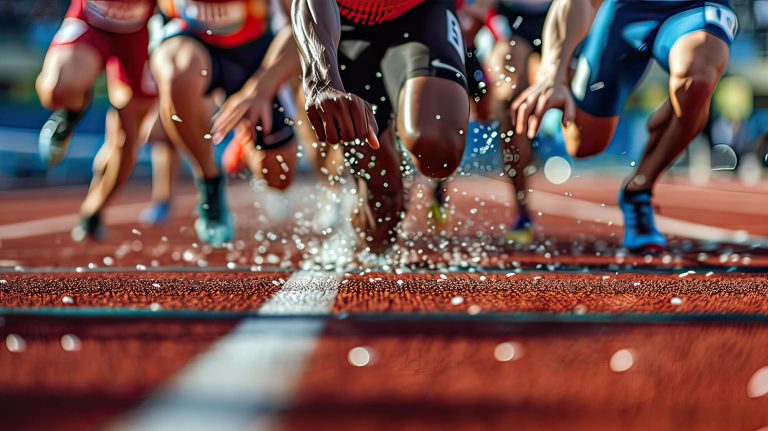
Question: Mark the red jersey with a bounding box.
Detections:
[336,0,427,25]
[66,0,156,33]
[158,0,269,47]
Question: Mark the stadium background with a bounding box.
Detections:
[0,0,766,189]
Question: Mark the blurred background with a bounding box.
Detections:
[0,0,767,190]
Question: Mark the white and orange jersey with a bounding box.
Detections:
[158,0,270,47]
[66,0,157,33]
[336,0,427,25]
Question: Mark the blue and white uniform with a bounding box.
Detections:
[572,0,738,117]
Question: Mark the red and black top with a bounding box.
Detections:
[66,0,156,33]
[158,0,270,47]
[336,0,427,25]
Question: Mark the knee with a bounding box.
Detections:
[265,172,293,191]
[38,76,86,109]
[565,124,613,159]
[405,126,464,179]
[670,68,721,110]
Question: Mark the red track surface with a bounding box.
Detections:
[1,175,768,430]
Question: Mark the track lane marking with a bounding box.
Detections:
[531,191,768,245]
[0,195,196,240]
[105,217,353,430]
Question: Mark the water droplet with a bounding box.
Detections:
[62,295,74,305]
[6,334,26,352]
[348,346,375,367]
[61,334,81,352]
[748,366,768,398]
[494,342,521,362]
[451,296,464,305]
[171,114,182,123]
[543,156,572,185]
[610,349,634,372]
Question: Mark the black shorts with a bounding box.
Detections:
[494,3,549,53]
[162,28,294,149]
[465,48,488,102]
[338,0,469,134]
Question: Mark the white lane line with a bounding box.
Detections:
[532,191,768,245]
[105,219,351,430]
[259,271,342,315]
[105,272,341,431]
[0,195,197,241]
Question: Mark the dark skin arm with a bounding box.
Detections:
[291,0,379,148]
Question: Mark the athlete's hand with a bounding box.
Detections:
[511,78,576,140]
[211,81,273,145]
[305,87,380,149]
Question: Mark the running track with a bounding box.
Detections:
[1,174,768,430]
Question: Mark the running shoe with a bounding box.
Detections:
[139,200,172,226]
[504,208,533,245]
[429,180,450,225]
[193,175,234,247]
[618,188,668,253]
[71,213,105,242]
[39,108,85,167]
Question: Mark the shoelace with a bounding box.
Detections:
[625,199,656,235]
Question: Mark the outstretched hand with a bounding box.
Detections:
[305,87,380,149]
[211,82,273,145]
[511,78,576,140]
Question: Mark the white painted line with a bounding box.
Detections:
[0,195,196,240]
[105,318,328,431]
[105,231,348,430]
[259,271,342,315]
[532,191,768,245]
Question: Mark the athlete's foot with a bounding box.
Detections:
[39,108,85,167]
[504,207,533,245]
[351,178,405,254]
[618,188,668,254]
[71,213,105,242]
[139,200,172,226]
[429,181,450,225]
[193,175,234,247]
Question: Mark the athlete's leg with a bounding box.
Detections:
[349,126,405,252]
[36,35,104,166]
[625,32,729,191]
[78,97,155,218]
[491,36,535,216]
[396,76,469,180]
[151,37,219,179]
[36,43,101,112]
[147,118,178,205]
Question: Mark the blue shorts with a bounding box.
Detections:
[572,0,737,117]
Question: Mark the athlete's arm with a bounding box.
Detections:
[211,26,300,143]
[291,0,379,148]
[511,0,600,139]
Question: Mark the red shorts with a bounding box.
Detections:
[50,17,157,99]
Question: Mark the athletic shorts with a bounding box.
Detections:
[337,0,469,134]
[465,48,488,101]
[573,0,737,117]
[162,24,294,149]
[50,18,157,99]
[488,2,548,52]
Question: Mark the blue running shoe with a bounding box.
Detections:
[71,213,105,243]
[140,200,172,226]
[618,188,667,253]
[39,108,85,167]
[194,176,233,247]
